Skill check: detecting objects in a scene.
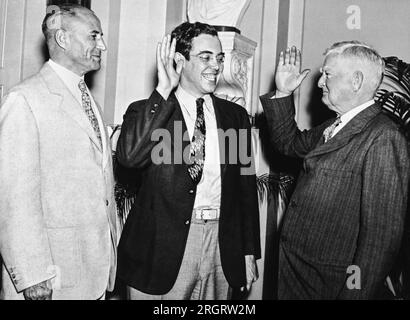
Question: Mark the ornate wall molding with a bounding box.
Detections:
[214,31,257,115]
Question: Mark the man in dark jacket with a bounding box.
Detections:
[116,22,260,300]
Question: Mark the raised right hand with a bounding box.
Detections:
[23,280,52,300]
[275,46,310,97]
[155,35,183,100]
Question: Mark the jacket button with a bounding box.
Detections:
[185,220,190,225]
[188,189,194,194]
[150,109,155,113]
[154,103,159,108]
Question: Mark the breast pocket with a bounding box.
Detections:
[319,167,354,189]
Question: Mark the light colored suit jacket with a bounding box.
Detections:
[0,63,118,300]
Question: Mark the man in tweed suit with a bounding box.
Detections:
[260,41,410,299]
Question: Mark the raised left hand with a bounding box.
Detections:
[275,46,310,97]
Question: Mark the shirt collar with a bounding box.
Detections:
[175,86,212,117]
[48,59,84,86]
[340,99,375,125]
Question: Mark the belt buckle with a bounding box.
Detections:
[201,208,218,220]
[194,207,220,221]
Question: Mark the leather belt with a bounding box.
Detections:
[193,207,220,220]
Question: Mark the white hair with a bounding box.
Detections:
[325,40,385,93]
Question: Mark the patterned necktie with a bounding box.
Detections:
[188,98,206,184]
[78,80,102,147]
[323,116,341,143]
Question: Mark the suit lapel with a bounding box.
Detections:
[307,103,382,159]
[167,94,192,179]
[39,64,103,153]
[164,93,232,185]
[94,101,110,168]
[167,93,190,149]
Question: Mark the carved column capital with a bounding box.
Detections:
[214,31,257,115]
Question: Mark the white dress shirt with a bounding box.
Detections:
[175,86,221,209]
[331,99,375,138]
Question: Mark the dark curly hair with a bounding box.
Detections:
[171,22,218,60]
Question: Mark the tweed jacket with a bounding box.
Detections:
[260,93,410,299]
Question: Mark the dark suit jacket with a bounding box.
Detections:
[116,90,261,295]
[260,93,410,299]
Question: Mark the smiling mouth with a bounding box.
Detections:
[202,73,218,82]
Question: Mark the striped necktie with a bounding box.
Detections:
[188,98,206,184]
[78,80,102,147]
[323,116,341,143]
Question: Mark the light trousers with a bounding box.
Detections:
[128,214,231,300]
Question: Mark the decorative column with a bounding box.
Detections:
[214,31,257,115]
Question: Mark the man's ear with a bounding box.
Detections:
[174,52,186,67]
[55,29,68,50]
[352,70,364,92]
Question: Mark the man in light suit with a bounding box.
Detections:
[260,42,410,299]
[0,4,117,300]
[116,22,260,300]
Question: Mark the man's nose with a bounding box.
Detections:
[209,60,219,70]
[97,37,107,51]
[318,74,325,88]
